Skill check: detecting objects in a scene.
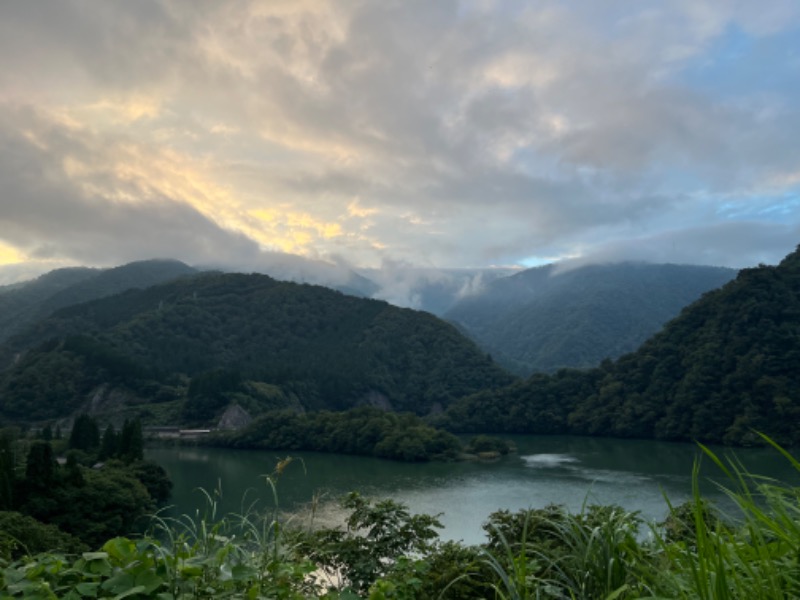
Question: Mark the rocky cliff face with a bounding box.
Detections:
[217,404,253,430]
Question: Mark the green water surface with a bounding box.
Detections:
[148,435,799,545]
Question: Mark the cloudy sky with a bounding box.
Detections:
[1,0,799,282]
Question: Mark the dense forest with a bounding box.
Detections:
[441,246,800,446]
[0,260,199,345]
[445,262,736,374]
[211,406,511,462]
[0,416,171,552]
[0,272,512,425]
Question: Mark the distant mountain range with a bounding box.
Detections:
[0,247,796,447]
[2,258,736,381]
[442,245,800,446]
[444,262,737,374]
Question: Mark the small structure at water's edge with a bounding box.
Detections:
[145,426,212,440]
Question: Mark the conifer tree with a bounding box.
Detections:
[25,442,57,490]
[99,424,119,461]
[68,415,100,451]
[0,433,14,510]
[118,419,144,463]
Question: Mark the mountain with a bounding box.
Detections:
[444,262,737,374]
[443,247,800,446]
[0,267,98,342]
[0,260,200,345]
[0,272,513,424]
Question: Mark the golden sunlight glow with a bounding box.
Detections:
[38,98,380,264]
[249,208,344,254]
[0,242,26,265]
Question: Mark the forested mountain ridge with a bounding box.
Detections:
[442,247,800,446]
[0,259,198,345]
[445,262,737,375]
[0,272,514,424]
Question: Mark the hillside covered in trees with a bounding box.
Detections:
[0,272,513,425]
[445,262,736,374]
[442,246,800,446]
[0,259,199,345]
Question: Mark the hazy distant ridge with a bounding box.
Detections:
[445,262,737,374]
[443,246,800,446]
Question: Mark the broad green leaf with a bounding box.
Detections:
[111,585,146,600]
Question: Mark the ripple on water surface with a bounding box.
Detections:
[522,453,580,468]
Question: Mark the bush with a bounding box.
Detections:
[0,512,87,560]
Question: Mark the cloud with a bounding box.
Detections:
[0,105,263,267]
[0,1,798,272]
[555,221,800,272]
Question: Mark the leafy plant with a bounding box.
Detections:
[299,492,442,595]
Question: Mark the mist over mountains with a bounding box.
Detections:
[442,245,800,446]
[445,262,737,374]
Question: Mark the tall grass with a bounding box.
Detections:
[140,455,323,598]
[654,434,800,599]
[479,504,656,600]
[473,434,800,600]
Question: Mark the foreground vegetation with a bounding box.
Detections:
[3,436,800,598]
[0,417,172,553]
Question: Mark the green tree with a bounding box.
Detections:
[118,419,144,463]
[0,511,87,560]
[68,414,100,452]
[99,424,119,461]
[303,492,442,594]
[49,466,154,548]
[64,451,86,487]
[0,433,15,510]
[24,441,57,490]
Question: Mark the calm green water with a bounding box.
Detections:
[147,436,800,546]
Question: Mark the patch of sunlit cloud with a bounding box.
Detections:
[0,241,26,266]
[248,208,346,254]
[347,199,378,218]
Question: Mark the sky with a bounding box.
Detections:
[1,0,799,284]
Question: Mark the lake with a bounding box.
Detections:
[147,435,800,546]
